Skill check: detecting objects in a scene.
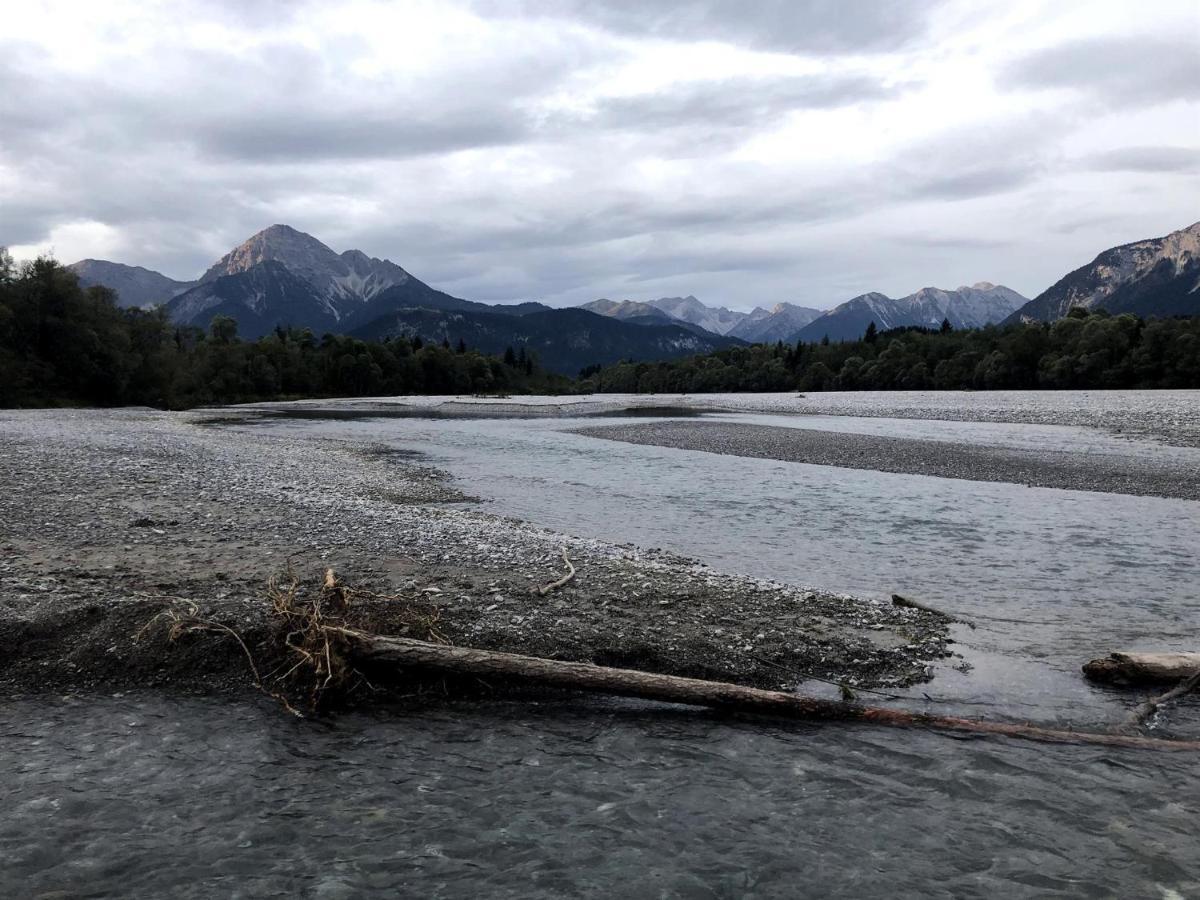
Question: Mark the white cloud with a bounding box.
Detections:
[1,0,1197,309]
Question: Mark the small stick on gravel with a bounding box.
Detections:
[892,594,976,630]
[534,547,576,595]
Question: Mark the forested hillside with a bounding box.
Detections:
[0,255,566,408]
[583,312,1200,393]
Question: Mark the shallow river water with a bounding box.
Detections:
[4,392,1199,897]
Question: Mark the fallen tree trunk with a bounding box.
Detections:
[1083,652,1200,685]
[346,632,1200,752]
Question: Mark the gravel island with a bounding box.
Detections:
[0,408,951,701]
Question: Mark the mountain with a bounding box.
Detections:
[728,303,823,343]
[199,224,424,322]
[68,260,196,309]
[795,283,1027,343]
[165,261,337,337]
[352,307,742,374]
[164,225,550,338]
[578,298,675,322]
[645,296,749,336]
[1004,222,1200,323]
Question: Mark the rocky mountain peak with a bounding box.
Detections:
[199,225,412,319]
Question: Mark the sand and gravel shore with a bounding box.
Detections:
[0,407,951,700]
[575,420,1200,500]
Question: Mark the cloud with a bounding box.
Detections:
[477,0,949,54]
[1001,35,1200,107]
[3,1,1199,312]
[581,73,902,134]
[1083,146,1200,173]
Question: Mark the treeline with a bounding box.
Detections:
[0,255,567,408]
[581,311,1200,393]
[3,253,1198,408]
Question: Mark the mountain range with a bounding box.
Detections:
[66,220,1199,373]
[581,286,1024,344]
[70,225,739,373]
[1004,221,1200,323]
[70,259,196,308]
[790,282,1029,343]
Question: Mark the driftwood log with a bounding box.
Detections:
[347,632,1200,752]
[1083,652,1200,685]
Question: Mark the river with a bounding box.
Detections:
[3,391,1198,897]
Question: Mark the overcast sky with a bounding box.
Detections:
[3,0,1198,310]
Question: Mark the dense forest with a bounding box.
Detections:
[0,254,567,408]
[2,252,1198,408]
[582,312,1200,393]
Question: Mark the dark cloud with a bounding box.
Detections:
[583,73,901,134]
[1083,146,1200,173]
[478,0,948,55]
[1001,36,1200,107]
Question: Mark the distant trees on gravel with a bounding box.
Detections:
[582,310,1200,393]
[0,255,565,408]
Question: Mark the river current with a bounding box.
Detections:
[4,392,1198,897]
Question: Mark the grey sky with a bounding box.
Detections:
[2,0,1198,310]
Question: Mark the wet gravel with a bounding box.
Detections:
[576,420,1200,500]
[0,409,951,699]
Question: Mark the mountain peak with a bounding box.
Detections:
[199,225,412,318]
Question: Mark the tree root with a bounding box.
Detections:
[137,567,447,715]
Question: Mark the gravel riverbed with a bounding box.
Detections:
[0,408,951,701]
[576,420,1200,500]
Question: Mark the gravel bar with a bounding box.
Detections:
[0,409,952,700]
[576,420,1200,500]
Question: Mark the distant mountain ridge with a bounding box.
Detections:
[67,224,740,372]
[1004,221,1200,323]
[68,259,196,309]
[352,306,742,374]
[728,303,823,342]
[578,298,675,322]
[579,295,821,342]
[645,296,748,335]
[794,282,1027,343]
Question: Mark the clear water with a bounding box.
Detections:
[3,695,1197,899]
[5,395,1199,897]
[244,410,1200,722]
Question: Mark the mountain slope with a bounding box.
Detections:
[578,298,675,322]
[165,261,337,338]
[68,260,196,309]
[201,224,417,321]
[728,303,823,343]
[1005,222,1200,322]
[352,307,741,374]
[795,283,1026,343]
[645,296,748,335]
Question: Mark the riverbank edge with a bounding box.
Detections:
[0,407,954,704]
